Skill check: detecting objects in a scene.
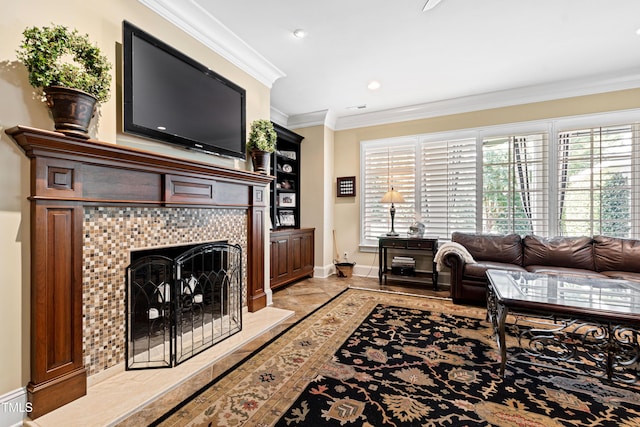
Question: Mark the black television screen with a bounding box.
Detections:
[122,21,246,159]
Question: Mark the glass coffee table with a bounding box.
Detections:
[486,269,640,383]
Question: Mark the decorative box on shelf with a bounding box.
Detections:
[277,150,297,160]
[391,256,416,276]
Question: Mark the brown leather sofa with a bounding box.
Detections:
[442,232,640,305]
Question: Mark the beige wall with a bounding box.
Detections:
[329,89,640,275]
[297,125,335,271]
[0,0,270,396]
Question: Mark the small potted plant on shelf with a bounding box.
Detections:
[247,119,277,173]
[16,24,112,139]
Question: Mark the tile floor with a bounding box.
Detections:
[25,275,450,427]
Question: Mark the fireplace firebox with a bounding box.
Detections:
[125,242,242,369]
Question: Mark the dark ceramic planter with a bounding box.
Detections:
[45,86,97,139]
[251,149,272,174]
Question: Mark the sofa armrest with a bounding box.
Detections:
[441,251,464,269]
[442,252,466,301]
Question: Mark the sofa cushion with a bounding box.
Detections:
[525,265,607,279]
[522,235,594,270]
[593,235,640,273]
[464,261,527,279]
[601,270,640,283]
[452,232,523,265]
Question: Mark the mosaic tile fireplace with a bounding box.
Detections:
[83,207,247,376]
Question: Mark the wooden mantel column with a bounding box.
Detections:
[247,186,268,311]
[6,126,273,418]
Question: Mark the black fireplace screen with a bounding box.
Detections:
[125,242,242,370]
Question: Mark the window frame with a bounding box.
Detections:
[480,132,549,236]
[555,123,639,237]
[359,136,417,248]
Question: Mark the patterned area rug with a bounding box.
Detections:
[152,288,640,426]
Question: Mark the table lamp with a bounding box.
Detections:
[380,187,405,236]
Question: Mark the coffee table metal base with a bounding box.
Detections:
[487,283,640,384]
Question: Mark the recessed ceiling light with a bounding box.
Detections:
[368,80,381,90]
[346,105,367,110]
[157,126,167,131]
[293,29,307,39]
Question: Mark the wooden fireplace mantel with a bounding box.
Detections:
[6,126,274,418]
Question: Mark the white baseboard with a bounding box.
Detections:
[314,264,335,278]
[352,264,379,279]
[317,263,451,287]
[318,263,379,280]
[0,387,30,427]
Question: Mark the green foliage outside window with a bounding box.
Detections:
[601,173,631,237]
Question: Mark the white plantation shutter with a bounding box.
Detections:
[557,124,637,237]
[482,133,548,235]
[361,141,416,245]
[420,138,477,239]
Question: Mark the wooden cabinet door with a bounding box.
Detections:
[272,236,290,283]
[269,239,278,283]
[290,232,305,275]
[300,231,314,273]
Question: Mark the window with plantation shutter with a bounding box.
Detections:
[359,110,640,249]
[361,140,416,246]
[482,133,548,235]
[420,137,477,238]
[557,124,638,238]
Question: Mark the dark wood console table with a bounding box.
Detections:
[6,126,273,418]
[378,236,439,290]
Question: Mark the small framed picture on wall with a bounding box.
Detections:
[337,176,356,197]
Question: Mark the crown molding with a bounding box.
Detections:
[330,69,640,131]
[284,69,640,131]
[138,0,285,88]
[269,107,289,127]
[286,110,337,130]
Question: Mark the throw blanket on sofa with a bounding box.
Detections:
[435,241,475,272]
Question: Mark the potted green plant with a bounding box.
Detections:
[16,24,112,139]
[247,119,277,173]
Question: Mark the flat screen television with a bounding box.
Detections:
[122,21,246,159]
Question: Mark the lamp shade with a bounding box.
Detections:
[380,188,405,204]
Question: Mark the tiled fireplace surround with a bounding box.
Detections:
[83,206,247,377]
[7,126,277,420]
